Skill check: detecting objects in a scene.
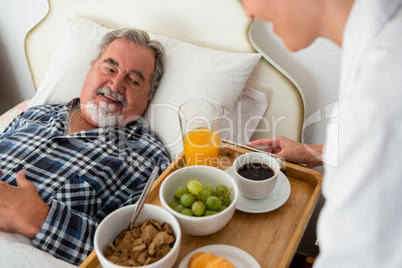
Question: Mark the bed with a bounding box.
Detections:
[0,0,304,267]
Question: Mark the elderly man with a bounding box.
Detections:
[0,28,170,265]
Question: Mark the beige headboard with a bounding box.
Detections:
[25,0,304,142]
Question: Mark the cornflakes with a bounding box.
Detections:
[104,220,175,267]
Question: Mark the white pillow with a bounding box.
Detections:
[29,17,261,159]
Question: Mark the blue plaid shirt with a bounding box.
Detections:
[0,99,170,265]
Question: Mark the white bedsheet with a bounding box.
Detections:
[0,231,77,268]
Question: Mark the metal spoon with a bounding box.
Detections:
[128,166,159,230]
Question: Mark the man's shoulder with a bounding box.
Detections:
[21,103,66,119]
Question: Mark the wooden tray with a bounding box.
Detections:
[80,143,322,268]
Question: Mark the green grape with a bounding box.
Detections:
[170,182,233,217]
[198,189,211,202]
[191,201,206,216]
[206,196,222,211]
[180,208,193,216]
[218,195,225,203]
[224,194,231,206]
[202,184,213,194]
[169,200,180,209]
[218,205,227,212]
[204,210,218,216]
[175,186,188,199]
[174,204,185,213]
[216,184,228,196]
[187,180,203,195]
[211,191,221,198]
[180,193,196,207]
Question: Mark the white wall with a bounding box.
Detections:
[0,0,48,114]
[0,1,340,258]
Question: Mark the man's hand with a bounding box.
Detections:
[246,136,324,168]
[0,170,50,239]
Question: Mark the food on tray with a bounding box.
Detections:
[188,252,236,268]
[169,179,232,217]
[103,219,175,266]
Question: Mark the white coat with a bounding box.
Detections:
[315,0,402,267]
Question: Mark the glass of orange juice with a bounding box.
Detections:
[178,99,224,166]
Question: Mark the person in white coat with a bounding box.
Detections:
[242,0,402,267]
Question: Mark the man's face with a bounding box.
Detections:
[241,0,321,52]
[80,38,155,127]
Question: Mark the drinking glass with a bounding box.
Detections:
[178,99,224,166]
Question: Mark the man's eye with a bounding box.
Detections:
[130,79,139,85]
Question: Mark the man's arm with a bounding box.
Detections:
[0,170,50,239]
[0,168,99,265]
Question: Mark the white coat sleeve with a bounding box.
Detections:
[315,3,402,267]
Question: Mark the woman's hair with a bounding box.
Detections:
[91,28,165,101]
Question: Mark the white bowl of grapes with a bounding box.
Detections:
[159,165,239,236]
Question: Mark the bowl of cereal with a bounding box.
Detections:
[94,204,181,268]
[159,165,239,236]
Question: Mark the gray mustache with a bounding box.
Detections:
[95,87,127,108]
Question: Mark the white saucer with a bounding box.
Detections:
[225,166,291,213]
[178,244,260,268]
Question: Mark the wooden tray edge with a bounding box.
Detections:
[280,165,322,267]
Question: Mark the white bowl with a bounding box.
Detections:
[159,165,239,236]
[94,204,181,268]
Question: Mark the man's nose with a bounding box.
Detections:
[108,74,125,93]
